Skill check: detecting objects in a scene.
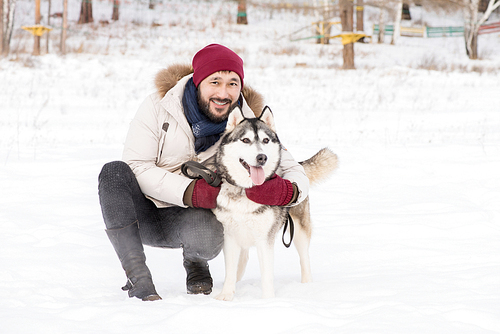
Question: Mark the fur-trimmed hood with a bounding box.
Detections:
[154,64,265,117]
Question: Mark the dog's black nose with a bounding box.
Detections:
[256,154,267,166]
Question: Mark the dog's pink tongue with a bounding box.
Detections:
[249,166,265,185]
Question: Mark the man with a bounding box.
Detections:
[98,44,309,301]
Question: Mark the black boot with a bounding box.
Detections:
[183,259,213,295]
[106,221,161,301]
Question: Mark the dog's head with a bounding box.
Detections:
[216,106,282,188]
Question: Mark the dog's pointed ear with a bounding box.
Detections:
[226,105,245,132]
[258,106,276,132]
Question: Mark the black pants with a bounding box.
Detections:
[98,161,223,262]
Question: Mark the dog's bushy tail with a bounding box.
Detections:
[299,148,338,186]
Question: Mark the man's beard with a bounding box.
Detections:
[197,90,238,123]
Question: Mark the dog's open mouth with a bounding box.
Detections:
[240,159,265,186]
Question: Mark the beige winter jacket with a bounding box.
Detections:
[122,64,309,208]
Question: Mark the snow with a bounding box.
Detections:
[1,0,500,333]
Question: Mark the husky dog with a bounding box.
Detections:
[206,106,338,301]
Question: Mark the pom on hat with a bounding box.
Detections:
[192,44,244,88]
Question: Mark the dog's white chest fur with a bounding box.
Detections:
[214,183,279,248]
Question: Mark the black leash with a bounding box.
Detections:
[282,213,295,248]
[181,161,222,187]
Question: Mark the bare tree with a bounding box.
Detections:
[312,0,335,44]
[46,0,51,53]
[112,0,119,21]
[34,0,41,55]
[78,0,93,24]
[402,2,411,19]
[356,0,364,32]
[1,0,16,56]
[368,0,411,43]
[367,0,398,43]
[462,0,500,59]
[237,0,248,25]
[391,0,403,44]
[421,0,499,59]
[61,0,68,54]
[340,0,355,69]
[0,0,3,55]
[377,5,386,43]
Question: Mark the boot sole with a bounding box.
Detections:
[142,294,162,301]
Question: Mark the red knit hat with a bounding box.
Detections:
[192,44,244,88]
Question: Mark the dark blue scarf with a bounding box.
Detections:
[183,78,228,154]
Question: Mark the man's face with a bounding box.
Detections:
[197,71,241,123]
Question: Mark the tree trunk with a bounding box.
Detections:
[2,0,16,56]
[478,0,489,12]
[469,32,478,59]
[237,0,248,25]
[356,0,364,32]
[392,0,403,45]
[463,0,479,59]
[34,0,41,55]
[340,0,355,69]
[112,0,119,21]
[463,0,500,59]
[464,22,479,59]
[378,7,385,43]
[60,0,67,54]
[402,3,411,20]
[312,0,324,44]
[321,0,330,44]
[46,0,51,53]
[78,0,93,24]
[0,0,4,56]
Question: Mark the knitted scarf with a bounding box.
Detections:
[183,78,228,154]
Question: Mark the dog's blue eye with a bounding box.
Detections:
[241,138,251,144]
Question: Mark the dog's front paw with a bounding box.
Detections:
[215,292,234,301]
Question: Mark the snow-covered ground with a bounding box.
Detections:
[1,1,500,333]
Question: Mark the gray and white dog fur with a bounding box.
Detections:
[203,106,338,301]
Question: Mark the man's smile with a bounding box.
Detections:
[211,99,231,106]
